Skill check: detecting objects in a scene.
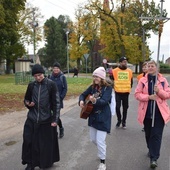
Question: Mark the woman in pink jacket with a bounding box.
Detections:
[135,60,170,169]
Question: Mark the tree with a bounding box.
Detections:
[37,47,47,66]
[0,0,26,73]
[43,15,71,68]
[17,2,43,55]
[80,0,165,65]
[69,7,100,71]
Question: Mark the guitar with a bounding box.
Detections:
[80,93,100,119]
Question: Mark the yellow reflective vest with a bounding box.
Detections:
[112,67,133,93]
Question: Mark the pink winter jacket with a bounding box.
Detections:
[135,73,170,125]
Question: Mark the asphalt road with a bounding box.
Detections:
[0,77,170,170]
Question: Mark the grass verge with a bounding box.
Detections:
[0,74,92,114]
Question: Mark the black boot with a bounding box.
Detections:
[25,164,34,170]
[59,127,64,138]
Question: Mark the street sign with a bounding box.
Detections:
[84,54,89,59]
[103,59,107,64]
[83,54,89,77]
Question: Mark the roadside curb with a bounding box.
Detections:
[61,97,78,115]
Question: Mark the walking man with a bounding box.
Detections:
[111,57,133,129]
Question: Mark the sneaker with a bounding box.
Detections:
[150,160,158,169]
[116,122,121,128]
[122,123,126,129]
[59,127,64,138]
[97,163,106,170]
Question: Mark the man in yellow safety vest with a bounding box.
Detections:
[111,57,133,129]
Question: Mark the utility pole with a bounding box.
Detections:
[31,8,38,63]
[139,0,170,127]
[140,0,170,68]
[142,27,145,62]
[64,29,70,77]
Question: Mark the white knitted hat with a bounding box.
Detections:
[93,67,106,79]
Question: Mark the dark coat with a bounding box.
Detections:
[24,77,60,123]
[22,118,60,168]
[79,85,112,133]
[50,72,67,108]
[22,77,60,168]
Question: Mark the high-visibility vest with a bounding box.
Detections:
[137,73,144,82]
[112,67,133,93]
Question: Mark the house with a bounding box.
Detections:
[15,54,41,72]
[165,57,170,65]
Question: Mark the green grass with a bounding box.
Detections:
[67,77,92,96]
[0,75,27,94]
[0,74,92,96]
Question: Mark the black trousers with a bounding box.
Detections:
[115,93,129,124]
[144,117,164,161]
[58,117,63,128]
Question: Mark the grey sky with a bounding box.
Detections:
[28,0,170,62]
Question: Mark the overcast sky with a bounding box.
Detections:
[28,0,170,62]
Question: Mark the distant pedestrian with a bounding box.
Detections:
[111,56,133,129]
[49,62,67,138]
[137,61,148,82]
[22,64,60,170]
[135,60,170,169]
[73,66,78,77]
[79,67,112,170]
[137,61,148,132]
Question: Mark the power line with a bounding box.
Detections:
[44,0,81,14]
[45,0,69,12]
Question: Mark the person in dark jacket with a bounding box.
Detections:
[73,66,78,77]
[49,62,67,138]
[22,64,60,170]
[79,67,112,170]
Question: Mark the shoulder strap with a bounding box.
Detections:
[60,75,64,88]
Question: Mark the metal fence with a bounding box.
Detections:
[15,71,34,85]
[15,71,51,85]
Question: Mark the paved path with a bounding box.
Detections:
[0,77,170,170]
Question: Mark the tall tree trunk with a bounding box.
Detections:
[6,58,11,74]
[77,58,80,70]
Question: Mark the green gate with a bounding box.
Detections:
[15,71,34,85]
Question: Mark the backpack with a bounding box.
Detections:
[110,90,116,116]
[60,74,65,88]
[103,84,116,116]
[49,74,65,88]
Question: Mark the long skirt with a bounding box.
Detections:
[22,118,60,169]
